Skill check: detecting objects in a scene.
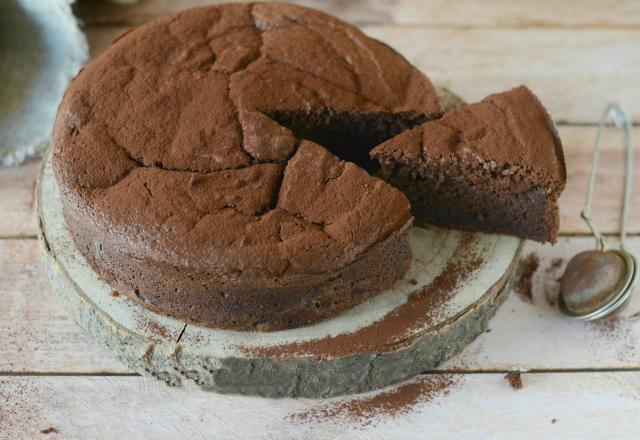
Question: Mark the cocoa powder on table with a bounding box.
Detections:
[287,375,459,427]
[514,253,539,303]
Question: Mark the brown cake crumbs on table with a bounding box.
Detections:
[505,371,523,390]
[551,418,558,424]
[40,427,60,434]
[514,253,539,303]
[110,290,119,297]
[287,375,458,427]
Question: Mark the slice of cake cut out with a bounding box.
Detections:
[372,86,566,243]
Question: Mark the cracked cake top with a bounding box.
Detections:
[53,3,440,278]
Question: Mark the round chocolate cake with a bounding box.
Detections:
[52,3,442,330]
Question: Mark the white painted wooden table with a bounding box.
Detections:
[2,1,640,438]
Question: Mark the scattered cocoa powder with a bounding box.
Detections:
[145,320,171,340]
[287,375,459,427]
[549,258,563,271]
[593,316,620,336]
[133,314,176,341]
[589,315,640,362]
[543,258,565,306]
[514,253,539,303]
[246,236,487,358]
[0,378,50,436]
[504,372,523,390]
[40,427,60,434]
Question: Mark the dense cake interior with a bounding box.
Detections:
[378,157,560,242]
[371,86,566,243]
[267,110,428,172]
[264,86,568,244]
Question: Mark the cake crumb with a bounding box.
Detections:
[40,427,59,434]
[551,418,557,424]
[409,278,418,285]
[514,253,539,303]
[110,290,120,297]
[505,372,523,390]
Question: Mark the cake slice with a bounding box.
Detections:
[371,86,566,242]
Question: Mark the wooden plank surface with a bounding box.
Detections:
[83,25,640,125]
[2,373,639,439]
[75,0,640,27]
[3,1,640,437]
[0,160,38,238]
[366,27,640,125]
[0,239,128,374]
[3,236,640,374]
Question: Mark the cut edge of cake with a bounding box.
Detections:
[371,85,566,243]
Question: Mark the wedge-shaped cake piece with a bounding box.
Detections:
[372,86,566,242]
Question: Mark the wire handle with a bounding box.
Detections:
[582,103,634,251]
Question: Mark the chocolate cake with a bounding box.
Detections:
[52,3,442,331]
[372,86,566,243]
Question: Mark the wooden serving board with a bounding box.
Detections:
[37,146,522,397]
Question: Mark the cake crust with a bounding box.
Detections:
[52,3,440,330]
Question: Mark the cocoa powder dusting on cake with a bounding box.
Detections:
[246,239,484,358]
[505,372,523,390]
[287,375,458,427]
[514,253,539,303]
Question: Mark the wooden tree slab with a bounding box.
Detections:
[37,145,522,397]
[37,149,522,397]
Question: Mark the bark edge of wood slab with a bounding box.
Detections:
[37,133,522,399]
